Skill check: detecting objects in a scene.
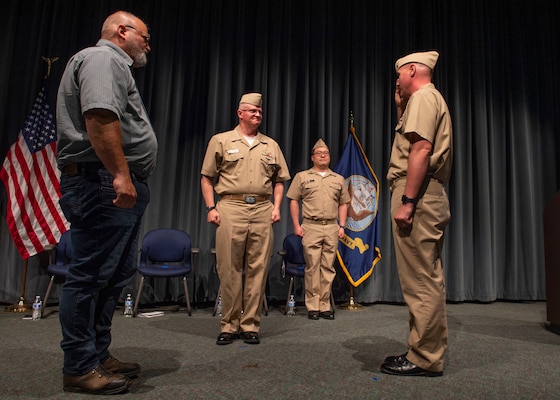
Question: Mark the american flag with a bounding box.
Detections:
[0,81,69,259]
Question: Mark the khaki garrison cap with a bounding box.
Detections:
[312,138,329,151]
[239,93,262,107]
[395,50,439,72]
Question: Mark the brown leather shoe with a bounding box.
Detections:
[101,355,141,378]
[63,365,131,394]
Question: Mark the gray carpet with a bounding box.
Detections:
[1,301,559,399]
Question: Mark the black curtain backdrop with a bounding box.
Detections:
[1,0,558,305]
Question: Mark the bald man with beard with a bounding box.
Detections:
[56,11,157,394]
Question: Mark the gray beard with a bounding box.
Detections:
[133,52,148,68]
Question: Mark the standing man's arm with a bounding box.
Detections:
[85,108,136,208]
[289,199,304,237]
[337,203,348,239]
[201,174,220,225]
[271,181,284,223]
[394,133,432,229]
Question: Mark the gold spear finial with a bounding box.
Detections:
[42,56,59,79]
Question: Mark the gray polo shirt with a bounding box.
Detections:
[56,39,157,179]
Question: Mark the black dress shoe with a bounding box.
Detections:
[216,332,236,345]
[241,331,260,344]
[384,352,408,363]
[380,358,443,377]
[308,311,320,320]
[319,311,334,320]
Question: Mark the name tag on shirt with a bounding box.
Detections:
[227,149,240,154]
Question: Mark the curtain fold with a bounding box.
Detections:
[0,0,558,305]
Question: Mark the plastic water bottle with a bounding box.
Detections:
[32,295,42,320]
[216,295,223,317]
[287,294,296,316]
[124,293,133,317]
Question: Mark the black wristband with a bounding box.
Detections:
[206,205,216,213]
[401,195,417,205]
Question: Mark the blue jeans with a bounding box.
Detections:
[58,164,150,376]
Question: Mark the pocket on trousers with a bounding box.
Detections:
[59,175,84,223]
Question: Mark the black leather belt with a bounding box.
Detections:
[303,218,337,225]
[62,162,104,175]
[221,194,269,204]
[62,162,146,183]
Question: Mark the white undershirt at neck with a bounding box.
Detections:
[244,135,256,146]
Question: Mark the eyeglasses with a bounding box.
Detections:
[125,25,151,44]
[313,151,330,156]
[240,109,263,115]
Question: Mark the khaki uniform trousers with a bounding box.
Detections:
[301,222,339,312]
[391,178,450,372]
[215,199,273,334]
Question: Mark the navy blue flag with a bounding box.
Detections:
[333,124,381,287]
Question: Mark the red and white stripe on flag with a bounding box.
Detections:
[0,84,69,259]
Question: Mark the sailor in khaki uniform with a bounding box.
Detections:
[286,139,350,320]
[201,93,290,345]
[381,51,453,377]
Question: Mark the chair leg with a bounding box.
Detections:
[133,276,145,317]
[262,293,268,316]
[42,275,55,318]
[284,276,295,315]
[213,286,221,316]
[182,276,192,316]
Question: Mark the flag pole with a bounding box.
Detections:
[4,259,32,312]
[3,56,61,313]
[338,112,364,311]
[338,285,363,310]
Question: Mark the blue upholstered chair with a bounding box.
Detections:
[133,229,198,317]
[42,229,73,317]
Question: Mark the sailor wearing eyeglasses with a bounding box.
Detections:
[201,92,290,346]
[286,139,350,320]
[56,10,156,395]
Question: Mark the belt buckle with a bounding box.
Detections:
[321,220,327,225]
[244,195,256,204]
[63,163,79,175]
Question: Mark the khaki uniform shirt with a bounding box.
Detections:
[286,168,351,220]
[387,83,453,185]
[201,125,290,195]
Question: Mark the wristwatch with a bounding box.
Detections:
[206,205,216,213]
[401,195,417,205]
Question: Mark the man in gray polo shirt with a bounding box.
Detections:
[56,11,157,395]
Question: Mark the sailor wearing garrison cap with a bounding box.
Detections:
[286,138,350,321]
[201,92,290,346]
[395,50,439,72]
[382,51,453,377]
[311,138,328,151]
[239,92,263,108]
